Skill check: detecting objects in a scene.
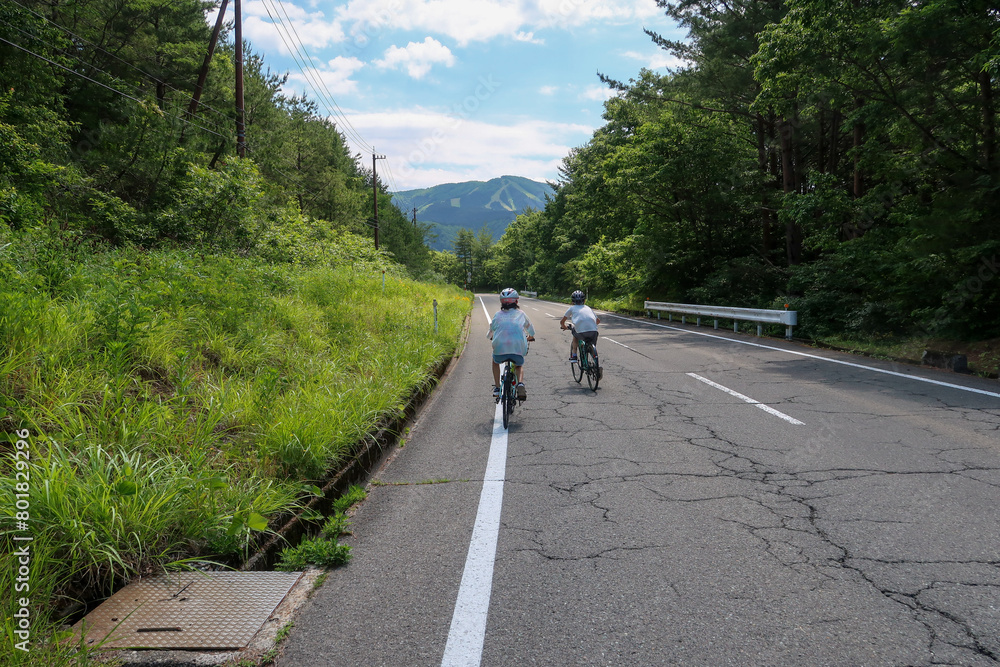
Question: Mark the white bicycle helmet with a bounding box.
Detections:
[500,287,519,307]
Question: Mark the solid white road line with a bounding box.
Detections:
[479,297,491,322]
[602,313,1000,400]
[440,403,509,667]
[687,373,805,425]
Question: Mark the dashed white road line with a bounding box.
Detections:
[687,373,805,425]
[600,313,1000,400]
[603,337,637,352]
[440,402,509,667]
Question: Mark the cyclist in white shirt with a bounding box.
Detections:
[489,288,535,400]
[559,290,600,362]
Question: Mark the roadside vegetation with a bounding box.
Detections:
[0,230,469,664]
[275,485,368,571]
[437,1,999,376]
[0,2,469,661]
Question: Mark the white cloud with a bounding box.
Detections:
[539,85,559,95]
[622,49,686,70]
[513,31,545,45]
[239,1,345,53]
[580,84,620,101]
[375,37,456,79]
[338,0,521,46]
[285,56,366,96]
[534,0,663,27]
[213,0,668,54]
[335,0,663,46]
[342,107,594,189]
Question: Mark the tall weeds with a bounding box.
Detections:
[0,233,470,663]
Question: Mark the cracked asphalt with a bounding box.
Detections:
[277,295,1000,667]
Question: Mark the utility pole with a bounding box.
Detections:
[188,0,229,118]
[372,150,386,249]
[234,0,246,158]
[412,207,417,226]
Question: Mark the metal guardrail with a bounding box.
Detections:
[644,301,798,339]
[520,291,538,298]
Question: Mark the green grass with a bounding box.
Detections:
[587,294,646,313]
[275,621,294,643]
[812,334,1000,378]
[275,484,367,571]
[539,293,647,315]
[0,234,470,664]
[274,537,351,570]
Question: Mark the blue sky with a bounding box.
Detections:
[222,1,685,190]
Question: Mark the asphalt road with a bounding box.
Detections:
[277,295,1000,667]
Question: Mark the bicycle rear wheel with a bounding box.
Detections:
[571,341,584,383]
[585,346,600,391]
[501,365,513,428]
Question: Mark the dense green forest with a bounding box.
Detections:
[466,0,999,348]
[6,0,995,343]
[0,0,431,273]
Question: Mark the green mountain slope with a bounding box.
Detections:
[392,176,554,250]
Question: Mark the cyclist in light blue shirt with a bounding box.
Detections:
[489,288,535,400]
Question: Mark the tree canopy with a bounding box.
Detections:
[477,0,999,341]
[0,0,432,275]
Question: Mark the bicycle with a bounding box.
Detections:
[495,358,522,428]
[565,324,601,391]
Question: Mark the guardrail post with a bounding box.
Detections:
[696,317,701,327]
[668,313,672,322]
[713,319,718,329]
[757,324,762,336]
[681,315,686,324]
[733,321,738,333]
[786,325,793,339]
[433,299,438,333]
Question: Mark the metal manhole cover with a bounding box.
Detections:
[72,571,303,650]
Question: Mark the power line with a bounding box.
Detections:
[244,0,407,215]
[0,19,233,141]
[259,0,374,154]
[0,35,228,141]
[2,1,405,210]
[380,153,400,190]
[17,0,205,89]
[4,0,234,126]
[268,0,374,153]
[381,158,403,196]
[266,9,372,155]
[0,18,185,117]
[255,2,338,129]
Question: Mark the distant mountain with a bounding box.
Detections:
[391,175,554,251]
